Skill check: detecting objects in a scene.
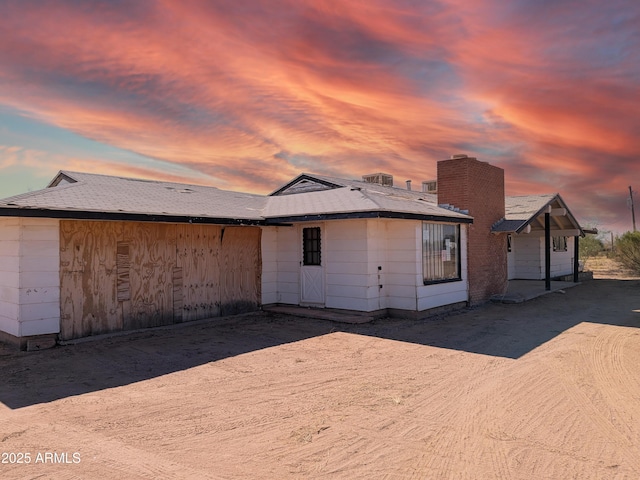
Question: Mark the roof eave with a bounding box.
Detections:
[264,210,473,224]
[509,194,585,236]
[0,207,265,225]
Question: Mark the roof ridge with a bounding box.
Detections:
[506,193,556,198]
[0,179,83,204]
[58,170,224,191]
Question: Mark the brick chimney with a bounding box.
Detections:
[437,155,507,305]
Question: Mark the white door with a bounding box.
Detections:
[300,226,325,305]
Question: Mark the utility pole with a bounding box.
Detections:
[630,186,637,232]
[611,232,614,252]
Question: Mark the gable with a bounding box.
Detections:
[47,172,79,188]
[270,175,343,196]
[494,194,584,235]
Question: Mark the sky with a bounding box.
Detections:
[0,0,638,234]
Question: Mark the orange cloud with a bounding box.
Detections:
[0,0,638,232]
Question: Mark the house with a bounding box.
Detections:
[0,155,591,349]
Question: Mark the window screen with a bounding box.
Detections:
[422,223,460,283]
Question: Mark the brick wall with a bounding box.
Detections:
[437,156,507,304]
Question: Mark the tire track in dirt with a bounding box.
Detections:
[579,326,640,446]
[467,353,627,479]
[406,355,512,479]
[0,418,224,480]
[547,340,640,476]
[479,362,564,478]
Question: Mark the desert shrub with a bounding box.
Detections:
[579,235,604,259]
[616,232,640,273]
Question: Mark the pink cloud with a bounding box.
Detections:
[0,0,638,231]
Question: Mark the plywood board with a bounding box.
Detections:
[172,267,183,322]
[60,220,260,340]
[219,227,261,315]
[59,221,119,340]
[176,224,221,322]
[116,241,130,302]
[122,222,176,330]
[202,225,221,319]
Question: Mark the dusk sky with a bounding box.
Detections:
[0,0,638,233]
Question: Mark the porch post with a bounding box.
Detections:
[573,235,579,282]
[545,213,551,291]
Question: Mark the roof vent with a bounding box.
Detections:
[362,173,393,187]
[422,180,437,193]
[450,154,468,159]
[406,180,412,191]
[165,186,195,194]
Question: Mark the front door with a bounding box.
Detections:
[300,226,325,305]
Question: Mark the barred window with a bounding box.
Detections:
[422,223,461,283]
[303,227,321,265]
[553,236,567,252]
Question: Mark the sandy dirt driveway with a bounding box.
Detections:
[1,277,640,479]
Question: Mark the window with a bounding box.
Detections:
[553,236,567,252]
[422,223,460,283]
[303,227,321,265]
[507,234,512,253]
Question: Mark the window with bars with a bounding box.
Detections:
[302,227,321,265]
[553,236,567,252]
[422,222,460,283]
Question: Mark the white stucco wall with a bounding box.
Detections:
[507,235,516,280]
[380,219,418,311]
[260,227,278,305]
[324,220,376,311]
[550,235,576,278]
[0,217,21,336]
[0,217,60,338]
[511,234,542,279]
[262,218,469,314]
[261,225,300,305]
[509,233,576,280]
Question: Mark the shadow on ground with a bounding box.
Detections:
[349,279,640,359]
[1,279,638,409]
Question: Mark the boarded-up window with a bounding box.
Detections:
[60,221,261,340]
[422,222,460,284]
[302,227,321,266]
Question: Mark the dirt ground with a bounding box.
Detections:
[1,262,640,479]
[585,254,640,280]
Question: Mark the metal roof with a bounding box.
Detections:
[264,184,470,223]
[493,194,584,235]
[0,170,472,224]
[0,171,267,223]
